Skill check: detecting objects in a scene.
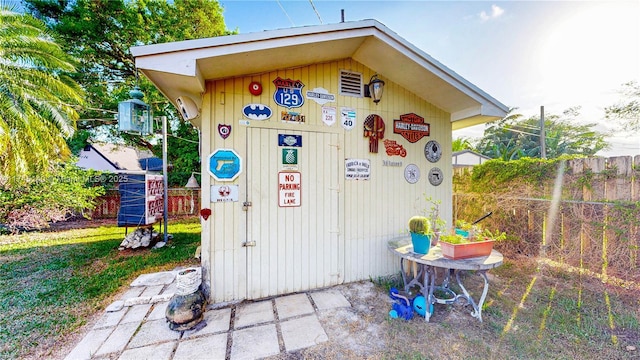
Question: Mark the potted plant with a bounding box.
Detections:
[408,216,432,254]
[423,196,446,246]
[439,226,506,260]
[454,219,480,239]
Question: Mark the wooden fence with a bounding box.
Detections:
[91,188,201,218]
[454,155,640,286]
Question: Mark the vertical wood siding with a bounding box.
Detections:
[204,59,452,303]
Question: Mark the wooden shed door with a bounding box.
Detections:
[245,127,341,299]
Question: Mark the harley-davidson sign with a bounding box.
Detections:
[393,113,430,143]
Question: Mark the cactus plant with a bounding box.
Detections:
[408,216,431,235]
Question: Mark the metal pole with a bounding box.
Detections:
[162,115,169,242]
[540,106,546,159]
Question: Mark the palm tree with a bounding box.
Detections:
[0,5,84,185]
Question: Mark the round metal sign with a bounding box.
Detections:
[424,140,442,163]
[404,164,420,184]
[428,167,443,186]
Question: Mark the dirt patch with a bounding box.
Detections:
[265,279,499,359]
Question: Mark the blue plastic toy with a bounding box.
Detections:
[412,295,435,317]
[389,288,413,320]
[413,295,427,317]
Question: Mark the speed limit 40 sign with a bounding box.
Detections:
[341,107,356,130]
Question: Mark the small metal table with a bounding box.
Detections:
[387,236,503,322]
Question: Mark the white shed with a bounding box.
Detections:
[131,20,508,303]
[453,150,492,168]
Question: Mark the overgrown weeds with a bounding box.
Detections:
[369,256,639,359]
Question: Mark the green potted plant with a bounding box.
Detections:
[423,196,446,246]
[408,216,432,254]
[439,225,506,260]
[454,219,480,238]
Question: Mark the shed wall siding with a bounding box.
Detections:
[202,59,452,303]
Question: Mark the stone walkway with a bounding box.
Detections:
[64,269,352,360]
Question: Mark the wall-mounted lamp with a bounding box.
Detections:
[364,74,385,104]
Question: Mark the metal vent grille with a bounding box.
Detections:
[339,70,363,97]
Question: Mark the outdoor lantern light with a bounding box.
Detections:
[118,86,153,134]
[364,74,385,104]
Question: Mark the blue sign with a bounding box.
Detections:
[242,103,272,120]
[208,148,242,181]
[278,134,302,147]
[273,77,305,109]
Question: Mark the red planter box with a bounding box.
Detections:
[440,239,495,260]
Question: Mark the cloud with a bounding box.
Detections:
[479,4,505,22]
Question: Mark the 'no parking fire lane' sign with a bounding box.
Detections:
[278,171,301,207]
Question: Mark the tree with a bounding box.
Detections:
[452,137,474,152]
[0,5,84,185]
[475,108,609,160]
[605,81,640,133]
[25,0,231,180]
[153,120,201,187]
[25,0,229,137]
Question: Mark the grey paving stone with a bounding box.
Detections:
[230,324,280,360]
[275,293,314,320]
[310,290,351,310]
[280,314,328,352]
[120,286,145,300]
[123,296,151,307]
[120,303,152,324]
[147,301,168,321]
[128,318,181,349]
[183,308,231,339]
[130,271,176,287]
[140,284,164,297]
[64,327,113,360]
[151,293,173,304]
[118,341,176,360]
[234,300,274,328]
[105,300,124,312]
[94,322,139,356]
[93,308,126,329]
[173,333,227,360]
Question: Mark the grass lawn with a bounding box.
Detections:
[0,218,200,359]
[371,256,640,359]
[1,218,638,359]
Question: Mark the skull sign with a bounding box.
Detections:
[363,114,385,153]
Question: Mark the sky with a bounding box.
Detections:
[219,0,640,157]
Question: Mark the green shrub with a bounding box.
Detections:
[0,161,105,232]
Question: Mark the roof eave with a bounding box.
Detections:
[132,19,508,128]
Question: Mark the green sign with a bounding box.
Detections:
[282,148,298,165]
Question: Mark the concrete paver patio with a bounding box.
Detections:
[64,269,351,360]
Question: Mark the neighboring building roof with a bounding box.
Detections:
[452,150,491,167]
[131,19,508,129]
[77,143,156,171]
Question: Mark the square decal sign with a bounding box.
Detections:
[282,148,298,165]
